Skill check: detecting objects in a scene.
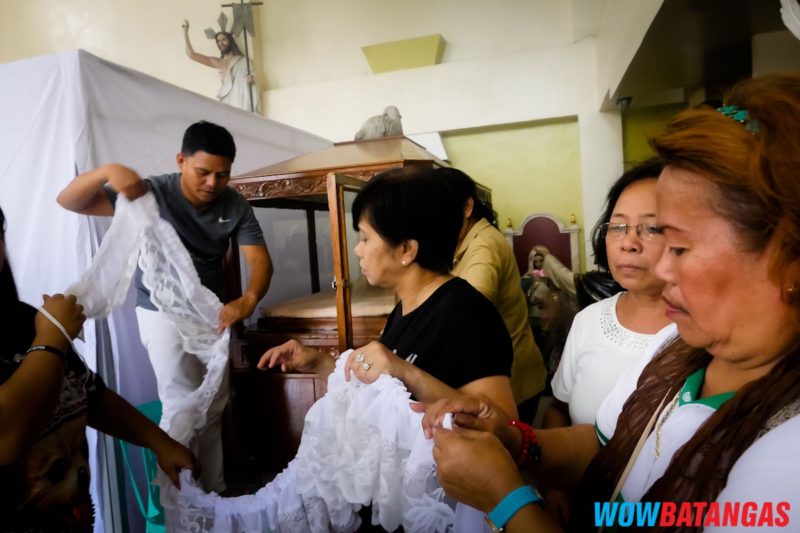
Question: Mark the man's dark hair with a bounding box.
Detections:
[181,121,236,161]
[351,166,463,274]
[590,158,664,270]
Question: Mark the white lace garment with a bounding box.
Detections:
[66,193,454,532]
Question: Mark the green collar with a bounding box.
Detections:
[679,367,735,410]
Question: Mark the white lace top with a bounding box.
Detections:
[551,292,674,425]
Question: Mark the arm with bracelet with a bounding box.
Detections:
[432,425,562,532]
[0,294,85,465]
[423,394,599,489]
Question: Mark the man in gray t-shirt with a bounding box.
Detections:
[57,121,273,492]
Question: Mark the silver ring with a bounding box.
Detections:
[355,352,366,363]
[360,361,371,371]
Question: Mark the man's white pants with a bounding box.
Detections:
[136,307,229,493]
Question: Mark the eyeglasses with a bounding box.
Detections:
[600,222,663,241]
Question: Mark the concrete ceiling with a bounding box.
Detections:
[613,0,786,108]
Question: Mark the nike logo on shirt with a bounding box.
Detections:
[218,217,232,223]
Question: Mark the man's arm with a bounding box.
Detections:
[218,243,272,333]
[57,163,148,216]
[182,20,222,69]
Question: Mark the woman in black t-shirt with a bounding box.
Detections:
[259,166,517,418]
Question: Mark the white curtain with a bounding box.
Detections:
[0,49,329,532]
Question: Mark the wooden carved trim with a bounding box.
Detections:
[232,176,328,200]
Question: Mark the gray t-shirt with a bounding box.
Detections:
[105,172,265,309]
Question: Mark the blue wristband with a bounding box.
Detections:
[486,485,541,531]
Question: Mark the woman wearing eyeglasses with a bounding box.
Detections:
[544,159,674,431]
[538,160,675,526]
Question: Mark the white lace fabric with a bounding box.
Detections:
[164,356,454,532]
[66,193,454,532]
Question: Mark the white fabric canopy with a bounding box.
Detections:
[0,49,329,532]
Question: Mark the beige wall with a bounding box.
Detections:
[443,118,587,269]
[752,30,800,76]
[1,0,643,265]
[622,103,683,168]
[0,1,230,101]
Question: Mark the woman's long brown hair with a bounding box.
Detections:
[573,74,800,532]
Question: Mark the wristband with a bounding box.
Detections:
[26,345,67,365]
[485,485,541,532]
[508,419,541,467]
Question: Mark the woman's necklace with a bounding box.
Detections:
[403,275,445,315]
[654,392,680,459]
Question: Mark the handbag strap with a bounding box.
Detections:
[598,389,675,533]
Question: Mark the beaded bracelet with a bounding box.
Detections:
[508,419,541,467]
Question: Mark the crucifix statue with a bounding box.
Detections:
[182,0,263,113]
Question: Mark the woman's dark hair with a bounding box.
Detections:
[438,167,496,227]
[590,158,664,270]
[351,166,463,274]
[181,121,236,161]
[0,206,19,304]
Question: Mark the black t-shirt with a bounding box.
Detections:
[380,277,512,390]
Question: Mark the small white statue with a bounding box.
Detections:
[354,106,404,140]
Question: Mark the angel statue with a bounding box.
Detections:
[182,13,261,113]
[355,106,404,140]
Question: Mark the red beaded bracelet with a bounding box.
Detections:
[508,419,541,467]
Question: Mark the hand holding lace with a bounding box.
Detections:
[152,432,199,490]
[432,425,524,513]
[345,341,403,384]
[418,393,514,445]
[217,293,257,334]
[104,163,148,200]
[34,293,85,346]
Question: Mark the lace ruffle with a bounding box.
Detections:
[159,356,454,532]
[68,193,454,532]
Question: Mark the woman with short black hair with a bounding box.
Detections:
[260,165,518,419]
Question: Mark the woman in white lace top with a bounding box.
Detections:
[545,159,673,429]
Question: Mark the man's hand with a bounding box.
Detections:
[217,294,257,334]
[105,164,148,201]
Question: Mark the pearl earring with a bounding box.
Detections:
[401,260,407,266]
